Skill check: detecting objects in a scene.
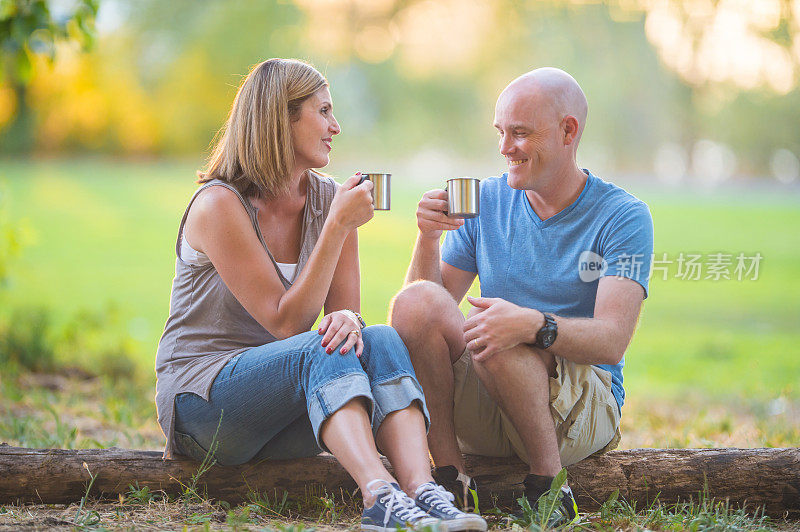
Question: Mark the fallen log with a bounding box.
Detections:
[0,444,797,517]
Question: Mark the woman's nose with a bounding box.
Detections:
[330,116,341,135]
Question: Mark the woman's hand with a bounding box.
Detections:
[416,189,464,240]
[328,173,374,232]
[318,310,364,356]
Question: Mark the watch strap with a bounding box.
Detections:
[534,313,557,349]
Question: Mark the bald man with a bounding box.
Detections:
[390,68,653,525]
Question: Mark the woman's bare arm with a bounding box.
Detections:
[186,176,372,339]
[324,228,360,314]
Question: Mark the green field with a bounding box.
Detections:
[2,158,799,405]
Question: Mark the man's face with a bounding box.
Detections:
[493,87,563,190]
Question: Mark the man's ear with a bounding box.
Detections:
[563,115,580,145]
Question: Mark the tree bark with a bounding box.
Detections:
[0,444,797,517]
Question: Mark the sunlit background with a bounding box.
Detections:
[2,0,800,181]
[1,0,798,452]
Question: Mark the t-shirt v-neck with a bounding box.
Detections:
[522,171,593,228]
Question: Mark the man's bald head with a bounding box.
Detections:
[493,68,589,190]
[499,67,588,145]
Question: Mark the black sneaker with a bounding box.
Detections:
[515,474,579,528]
[432,465,479,513]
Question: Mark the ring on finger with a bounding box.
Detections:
[348,329,361,337]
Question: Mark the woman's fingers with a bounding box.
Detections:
[318,314,332,334]
[342,172,363,190]
[328,326,353,354]
[320,319,342,348]
[339,330,359,354]
[355,336,364,357]
[319,312,362,355]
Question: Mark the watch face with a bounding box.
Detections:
[543,332,556,346]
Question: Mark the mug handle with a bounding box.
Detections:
[443,182,449,216]
[357,173,369,186]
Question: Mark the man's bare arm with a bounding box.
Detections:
[404,188,464,287]
[548,276,644,365]
[405,232,445,285]
[464,276,645,365]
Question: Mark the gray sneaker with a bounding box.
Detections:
[361,479,442,532]
[414,482,487,531]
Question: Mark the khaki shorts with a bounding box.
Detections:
[452,349,621,467]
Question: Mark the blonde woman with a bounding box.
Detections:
[154,59,485,532]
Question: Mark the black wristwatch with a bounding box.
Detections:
[534,313,558,349]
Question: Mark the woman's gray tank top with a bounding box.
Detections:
[155,174,337,458]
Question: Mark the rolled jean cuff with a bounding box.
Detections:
[308,372,374,452]
[372,375,431,438]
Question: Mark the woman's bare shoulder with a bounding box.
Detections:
[191,183,248,220]
[185,184,253,253]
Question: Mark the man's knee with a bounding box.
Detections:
[473,344,555,380]
[389,280,458,329]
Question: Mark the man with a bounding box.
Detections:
[389,67,653,526]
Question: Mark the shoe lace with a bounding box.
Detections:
[416,482,467,517]
[367,480,429,526]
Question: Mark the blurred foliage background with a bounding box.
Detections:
[0,0,799,451]
[1,0,800,179]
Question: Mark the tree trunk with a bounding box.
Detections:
[0,444,797,517]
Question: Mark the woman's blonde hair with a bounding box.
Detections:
[198,58,327,198]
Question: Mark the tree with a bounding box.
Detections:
[0,0,98,151]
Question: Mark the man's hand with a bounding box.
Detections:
[463,296,544,361]
[416,189,464,240]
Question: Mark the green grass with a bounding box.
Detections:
[1,156,796,530]
[1,157,799,408]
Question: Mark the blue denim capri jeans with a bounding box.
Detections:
[172,324,430,465]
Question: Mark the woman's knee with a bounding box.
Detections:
[361,323,404,347]
[298,329,359,363]
[361,324,412,361]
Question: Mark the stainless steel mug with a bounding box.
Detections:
[446,177,480,218]
[358,172,391,210]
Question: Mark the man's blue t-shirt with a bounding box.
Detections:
[441,170,654,410]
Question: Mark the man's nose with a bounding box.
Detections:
[499,135,514,155]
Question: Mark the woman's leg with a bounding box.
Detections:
[319,397,394,506]
[375,405,433,494]
[173,329,400,505]
[356,325,435,494]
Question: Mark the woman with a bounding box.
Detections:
[154,59,486,532]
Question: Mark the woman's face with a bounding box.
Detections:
[290,86,340,173]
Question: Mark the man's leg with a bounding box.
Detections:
[470,344,562,477]
[389,281,467,471]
